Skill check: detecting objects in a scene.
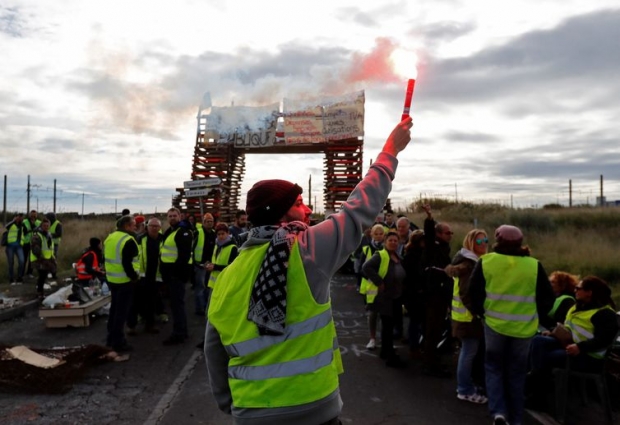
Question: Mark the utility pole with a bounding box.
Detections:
[53,179,57,213]
[308,175,312,210]
[81,192,85,218]
[569,179,572,207]
[27,175,31,213]
[454,183,458,203]
[600,174,604,207]
[3,175,6,224]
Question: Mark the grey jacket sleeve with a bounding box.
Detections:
[298,152,398,304]
[205,321,233,414]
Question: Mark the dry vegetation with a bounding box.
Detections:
[2,204,620,302]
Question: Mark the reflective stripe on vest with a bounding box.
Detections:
[362,247,388,304]
[30,232,54,261]
[76,251,100,280]
[451,276,473,322]
[104,231,139,284]
[548,294,575,319]
[208,244,235,289]
[208,241,342,409]
[482,253,539,337]
[22,219,40,244]
[7,223,23,245]
[565,305,614,359]
[193,227,204,262]
[50,221,61,245]
[160,228,192,264]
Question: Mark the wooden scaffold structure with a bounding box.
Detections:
[173,92,365,223]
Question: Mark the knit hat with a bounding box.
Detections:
[134,215,146,225]
[494,225,523,245]
[89,237,101,249]
[246,180,303,226]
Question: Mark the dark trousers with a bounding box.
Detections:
[36,269,47,293]
[107,282,135,349]
[128,278,158,329]
[393,296,404,338]
[380,314,396,360]
[23,243,32,274]
[167,276,188,338]
[423,292,449,368]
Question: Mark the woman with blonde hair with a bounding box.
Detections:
[446,229,489,404]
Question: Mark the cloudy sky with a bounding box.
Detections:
[1,0,619,216]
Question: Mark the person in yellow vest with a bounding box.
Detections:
[445,229,489,405]
[45,212,62,279]
[104,215,140,353]
[23,209,41,277]
[356,223,384,350]
[205,117,412,425]
[402,229,425,358]
[30,218,56,299]
[465,225,554,425]
[160,207,194,346]
[206,222,239,292]
[193,213,216,315]
[127,217,164,334]
[530,276,618,373]
[362,231,406,368]
[4,213,25,284]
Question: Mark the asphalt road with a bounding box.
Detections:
[0,273,564,425]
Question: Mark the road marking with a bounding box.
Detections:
[143,350,203,425]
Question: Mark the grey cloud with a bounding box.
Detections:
[421,9,620,113]
[41,138,78,153]
[443,130,499,143]
[417,20,477,44]
[0,6,24,37]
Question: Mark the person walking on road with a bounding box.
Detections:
[30,218,56,299]
[205,117,413,425]
[465,225,554,425]
[193,213,216,315]
[160,207,193,346]
[3,213,25,284]
[22,210,41,277]
[104,215,140,353]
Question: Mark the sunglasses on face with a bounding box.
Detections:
[476,238,489,245]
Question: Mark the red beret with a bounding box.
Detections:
[134,215,146,225]
[246,180,302,226]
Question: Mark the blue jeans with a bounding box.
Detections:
[457,337,481,396]
[6,243,25,281]
[484,323,531,425]
[530,334,604,373]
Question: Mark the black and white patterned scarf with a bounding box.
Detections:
[247,221,309,335]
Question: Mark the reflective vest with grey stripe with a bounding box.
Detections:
[482,252,539,337]
[208,240,343,409]
[160,228,192,264]
[30,232,54,261]
[359,245,385,303]
[207,243,235,289]
[7,223,23,245]
[22,219,40,244]
[451,276,473,323]
[564,304,614,359]
[50,220,61,245]
[104,231,139,284]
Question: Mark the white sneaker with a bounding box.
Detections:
[366,338,376,350]
[457,393,488,404]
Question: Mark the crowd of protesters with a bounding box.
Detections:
[353,207,619,425]
[3,199,618,425]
